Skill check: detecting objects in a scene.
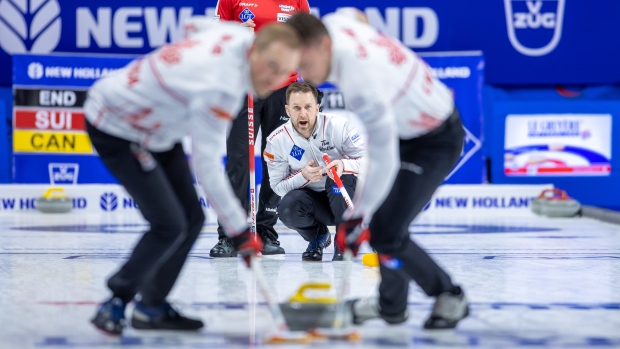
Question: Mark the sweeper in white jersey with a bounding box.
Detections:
[286,10,469,329]
[84,21,301,335]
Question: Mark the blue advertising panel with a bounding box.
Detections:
[1,1,619,86]
[13,154,118,184]
[422,53,485,184]
[488,89,620,208]
[12,53,132,183]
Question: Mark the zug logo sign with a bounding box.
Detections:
[48,163,79,185]
[504,0,565,56]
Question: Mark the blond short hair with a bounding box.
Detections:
[254,23,301,51]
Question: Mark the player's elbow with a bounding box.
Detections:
[272,183,287,197]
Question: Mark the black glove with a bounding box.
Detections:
[231,228,263,267]
[336,217,369,257]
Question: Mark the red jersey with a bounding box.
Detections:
[215,0,310,87]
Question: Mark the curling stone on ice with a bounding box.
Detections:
[279,282,340,331]
[531,188,581,218]
[36,187,73,213]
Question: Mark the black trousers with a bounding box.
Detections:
[87,122,205,306]
[277,175,357,241]
[217,84,290,241]
[368,109,464,317]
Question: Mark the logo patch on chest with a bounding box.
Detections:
[239,8,255,22]
[319,140,335,152]
[289,145,305,161]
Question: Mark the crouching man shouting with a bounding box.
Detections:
[264,82,365,261]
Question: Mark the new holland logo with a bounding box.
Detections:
[100,192,118,211]
[0,0,62,54]
[504,0,565,56]
[27,62,43,79]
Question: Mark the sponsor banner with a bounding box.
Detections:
[13,130,93,153]
[0,184,552,220]
[13,154,117,184]
[489,96,620,209]
[13,54,131,87]
[14,109,86,131]
[0,184,222,222]
[504,114,612,177]
[423,184,553,213]
[14,88,88,107]
[2,1,619,85]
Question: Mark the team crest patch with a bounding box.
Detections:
[239,8,255,22]
[289,145,305,161]
[350,130,362,145]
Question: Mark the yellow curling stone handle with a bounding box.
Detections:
[42,187,69,198]
[362,252,379,267]
[288,282,337,304]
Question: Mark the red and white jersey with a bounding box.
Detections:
[323,11,455,218]
[214,0,310,32]
[263,112,365,197]
[213,0,310,87]
[84,20,253,236]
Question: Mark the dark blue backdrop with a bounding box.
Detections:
[1,0,619,86]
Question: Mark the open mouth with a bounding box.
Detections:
[299,120,308,126]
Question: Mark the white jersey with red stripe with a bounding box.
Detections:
[84,20,253,236]
[263,112,365,197]
[322,11,455,218]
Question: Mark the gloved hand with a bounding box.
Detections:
[336,217,369,257]
[231,228,263,267]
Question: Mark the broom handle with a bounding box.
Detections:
[322,153,354,328]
